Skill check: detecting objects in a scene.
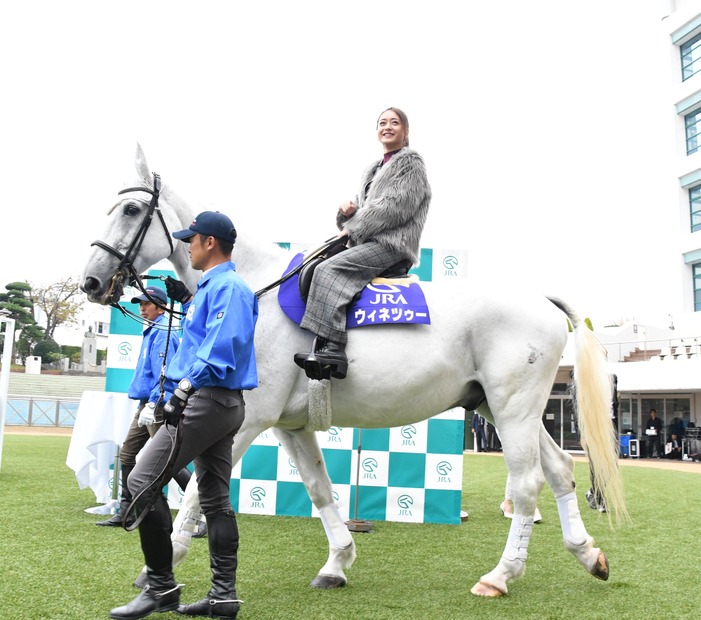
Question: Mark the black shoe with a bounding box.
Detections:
[175,596,241,618]
[109,584,181,619]
[294,337,348,380]
[97,511,135,528]
[192,520,207,539]
[97,512,124,527]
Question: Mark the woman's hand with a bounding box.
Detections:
[338,200,357,217]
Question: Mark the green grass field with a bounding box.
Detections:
[0,435,699,620]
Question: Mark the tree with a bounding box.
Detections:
[0,281,45,363]
[31,277,83,339]
[33,338,61,360]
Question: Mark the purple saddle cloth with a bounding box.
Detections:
[278,253,430,329]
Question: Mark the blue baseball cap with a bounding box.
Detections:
[172,211,237,244]
[131,286,168,304]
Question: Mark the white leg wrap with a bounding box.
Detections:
[556,492,587,546]
[477,514,533,594]
[502,515,533,563]
[319,503,353,549]
[172,507,203,546]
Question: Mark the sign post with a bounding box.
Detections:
[0,312,17,471]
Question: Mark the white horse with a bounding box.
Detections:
[81,145,626,598]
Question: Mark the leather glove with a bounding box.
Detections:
[163,379,194,427]
[165,276,192,304]
[137,402,157,427]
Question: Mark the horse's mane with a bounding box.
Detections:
[160,181,291,292]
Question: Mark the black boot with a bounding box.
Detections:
[294,336,348,380]
[109,578,180,619]
[174,467,192,494]
[110,495,180,619]
[176,511,241,619]
[97,463,135,527]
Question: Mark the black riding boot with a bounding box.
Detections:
[294,336,348,380]
[174,467,192,493]
[176,511,241,619]
[110,496,180,619]
[97,463,135,527]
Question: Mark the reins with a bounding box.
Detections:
[254,235,347,298]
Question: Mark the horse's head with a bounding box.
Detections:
[81,144,190,305]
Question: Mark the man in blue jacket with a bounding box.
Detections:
[96,286,192,528]
[109,212,258,620]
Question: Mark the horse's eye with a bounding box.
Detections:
[123,204,140,217]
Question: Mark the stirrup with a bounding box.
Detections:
[295,337,347,380]
[302,357,347,380]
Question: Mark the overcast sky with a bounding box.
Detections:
[1,1,679,328]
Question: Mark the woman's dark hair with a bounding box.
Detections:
[377,107,410,147]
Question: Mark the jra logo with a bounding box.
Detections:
[369,292,408,305]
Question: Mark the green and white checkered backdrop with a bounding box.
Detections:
[106,247,467,523]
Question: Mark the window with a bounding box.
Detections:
[681,32,701,81]
[690,185,701,232]
[685,109,701,154]
[97,322,106,334]
[693,263,701,311]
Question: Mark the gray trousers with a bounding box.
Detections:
[300,241,406,343]
[128,386,245,517]
[120,404,158,467]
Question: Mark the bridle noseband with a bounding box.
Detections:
[91,172,174,291]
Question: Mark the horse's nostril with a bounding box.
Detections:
[82,276,101,293]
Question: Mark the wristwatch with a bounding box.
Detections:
[146,402,156,410]
[178,379,193,394]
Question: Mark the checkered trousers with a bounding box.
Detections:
[300,241,406,343]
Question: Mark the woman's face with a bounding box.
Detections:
[377,110,407,153]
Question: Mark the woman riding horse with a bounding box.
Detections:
[294,107,431,379]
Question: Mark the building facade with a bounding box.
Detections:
[665,1,701,311]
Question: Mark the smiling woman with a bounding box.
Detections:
[377,107,410,151]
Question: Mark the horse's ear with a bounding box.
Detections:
[134,143,151,185]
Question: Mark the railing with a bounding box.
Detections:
[5,395,80,428]
[604,336,701,363]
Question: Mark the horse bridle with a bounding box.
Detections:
[90,172,174,301]
[90,171,186,529]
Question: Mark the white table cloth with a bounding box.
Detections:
[66,391,134,504]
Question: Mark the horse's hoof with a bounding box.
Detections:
[589,551,609,581]
[311,574,347,589]
[133,571,148,589]
[470,580,506,597]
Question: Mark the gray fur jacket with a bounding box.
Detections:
[336,147,431,265]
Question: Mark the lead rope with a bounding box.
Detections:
[121,297,183,532]
[157,297,177,407]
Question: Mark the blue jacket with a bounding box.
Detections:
[166,261,258,391]
[127,313,179,405]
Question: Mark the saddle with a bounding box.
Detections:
[298,252,413,302]
[278,249,430,329]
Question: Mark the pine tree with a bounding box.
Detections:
[0,282,45,363]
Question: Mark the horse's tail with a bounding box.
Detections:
[548,297,629,525]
